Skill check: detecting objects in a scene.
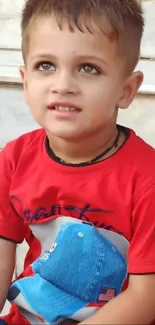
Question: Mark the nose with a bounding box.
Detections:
[51,71,78,96]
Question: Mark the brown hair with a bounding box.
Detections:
[21,0,144,72]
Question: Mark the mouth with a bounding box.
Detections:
[48,103,81,112]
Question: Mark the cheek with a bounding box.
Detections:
[83,84,119,121]
[86,81,121,108]
[84,78,109,97]
[26,80,45,102]
[85,86,112,108]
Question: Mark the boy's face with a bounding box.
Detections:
[20,17,142,141]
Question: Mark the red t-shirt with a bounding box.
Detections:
[1,127,155,324]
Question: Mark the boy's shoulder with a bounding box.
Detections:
[129,128,155,162]
[124,128,155,184]
[2,128,45,161]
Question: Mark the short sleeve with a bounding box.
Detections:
[128,184,155,274]
[0,145,26,243]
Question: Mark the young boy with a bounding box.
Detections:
[1,0,155,324]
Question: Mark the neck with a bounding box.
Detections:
[46,125,123,165]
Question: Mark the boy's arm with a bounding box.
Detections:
[80,273,155,324]
[0,145,26,312]
[0,239,16,312]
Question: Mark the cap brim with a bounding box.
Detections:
[9,273,87,323]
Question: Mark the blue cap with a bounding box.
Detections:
[8,222,127,323]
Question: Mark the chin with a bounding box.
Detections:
[46,127,85,141]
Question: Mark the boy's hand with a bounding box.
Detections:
[79,274,155,325]
[0,238,16,312]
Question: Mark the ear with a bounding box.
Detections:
[19,66,29,104]
[118,71,143,109]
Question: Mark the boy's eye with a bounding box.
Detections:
[79,64,99,74]
[37,62,55,71]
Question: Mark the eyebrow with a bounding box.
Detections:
[30,54,108,66]
[77,55,108,66]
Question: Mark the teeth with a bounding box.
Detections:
[55,106,77,111]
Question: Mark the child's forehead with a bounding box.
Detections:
[34,11,111,31]
[28,16,118,55]
[28,14,115,42]
[24,15,126,73]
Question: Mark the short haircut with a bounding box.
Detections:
[21,0,144,73]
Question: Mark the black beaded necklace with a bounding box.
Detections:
[46,127,121,167]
